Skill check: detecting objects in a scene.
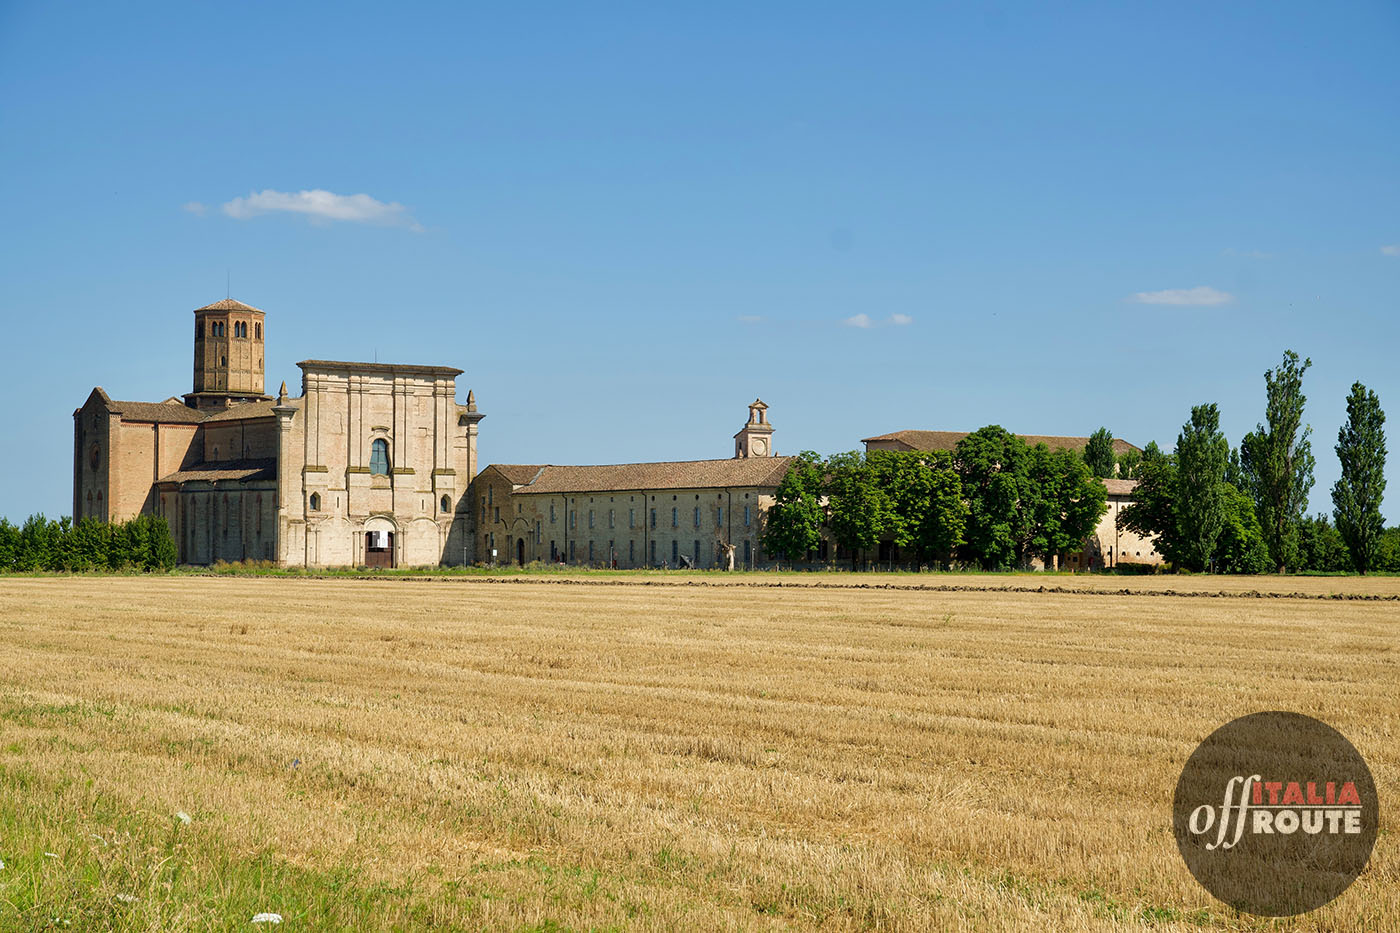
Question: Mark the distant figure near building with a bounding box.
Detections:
[73,299,482,567]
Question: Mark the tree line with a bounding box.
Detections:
[0,514,177,572]
[762,426,1108,570]
[1118,351,1389,574]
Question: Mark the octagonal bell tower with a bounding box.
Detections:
[184,298,271,410]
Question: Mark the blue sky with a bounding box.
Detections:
[1,1,1397,522]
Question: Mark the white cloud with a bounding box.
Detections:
[843,313,873,328]
[889,313,913,326]
[1130,286,1234,306]
[1381,244,1400,256]
[182,201,207,215]
[220,189,421,230]
[737,315,763,324]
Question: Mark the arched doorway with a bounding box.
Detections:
[364,517,397,569]
[516,537,525,566]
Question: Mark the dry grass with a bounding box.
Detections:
[0,576,1395,931]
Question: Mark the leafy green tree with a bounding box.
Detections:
[68,518,112,571]
[1119,444,1267,573]
[1026,445,1107,568]
[1378,527,1400,573]
[1117,453,1181,565]
[1083,427,1116,478]
[1215,485,1270,574]
[1116,448,1142,479]
[0,518,18,571]
[826,452,894,568]
[146,514,178,571]
[16,514,61,571]
[1141,440,1165,463]
[868,450,966,566]
[761,451,825,562]
[954,426,1033,569]
[1240,350,1316,572]
[1173,404,1230,572]
[1295,514,1349,572]
[1332,382,1387,574]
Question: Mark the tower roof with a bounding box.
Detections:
[195,298,264,313]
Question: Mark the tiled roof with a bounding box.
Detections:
[108,399,207,424]
[504,457,794,495]
[195,298,264,313]
[201,400,280,422]
[486,464,548,485]
[1102,478,1140,496]
[157,458,277,484]
[862,429,1140,456]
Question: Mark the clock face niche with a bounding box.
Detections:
[753,438,767,455]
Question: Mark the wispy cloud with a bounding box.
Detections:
[843,313,914,328]
[737,315,763,324]
[1381,244,1400,257]
[219,189,422,230]
[1130,286,1233,306]
[182,201,207,215]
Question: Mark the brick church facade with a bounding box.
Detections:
[73,299,482,567]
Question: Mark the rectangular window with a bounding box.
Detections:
[744,540,752,566]
[671,507,677,528]
[629,508,635,528]
[588,509,594,529]
[494,506,499,523]
[570,510,576,529]
[650,539,656,564]
[608,509,614,529]
[671,540,678,564]
[629,540,635,563]
[650,508,656,529]
[588,541,594,562]
[693,506,700,528]
[569,541,575,560]
[744,505,751,527]
[693,540,700,565]
[488,486,493,506]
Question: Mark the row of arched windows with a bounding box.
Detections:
[199,320,262,339]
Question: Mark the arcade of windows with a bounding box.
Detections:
[201,321,262,339]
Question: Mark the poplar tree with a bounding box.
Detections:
[1083,427,1116,478]
[1240,350,1316,572]
[1174,404,1229,572]
[1332,382,1387,574]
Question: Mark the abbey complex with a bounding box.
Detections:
[74,300,1159,569]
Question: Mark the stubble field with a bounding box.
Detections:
[0,574,1395,931]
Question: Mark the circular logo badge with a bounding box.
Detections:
[1173,711,1378,916]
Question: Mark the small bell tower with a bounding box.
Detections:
[734,399,775,458]
[185,298,271,410]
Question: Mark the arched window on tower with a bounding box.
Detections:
[370,439,390,475]
[440,495,450,514]
[309,492,321,512]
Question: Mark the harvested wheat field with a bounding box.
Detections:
[0,575,1395,931]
